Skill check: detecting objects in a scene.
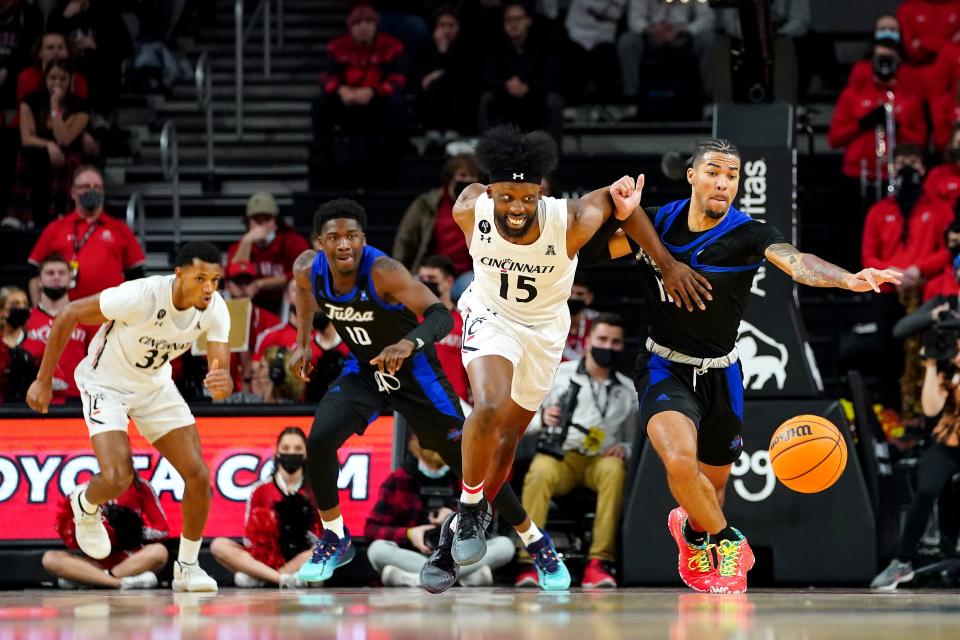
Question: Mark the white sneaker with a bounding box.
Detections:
[120,571,158,590]
[69,485,111,560]
[233,571,265,588]
[381,565,420,587]
[57,577,84,589]
[278,573,305,589]
[459,564,493,587]
[173,561,218,593]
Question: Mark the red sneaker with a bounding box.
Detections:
[581,558,617,588]
[515,568,539,588]
[713,530,755,594]
[667,507,717,593]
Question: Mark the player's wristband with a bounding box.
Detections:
[403,303,452,351]
[579,214,626,266]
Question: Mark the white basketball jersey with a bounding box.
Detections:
[464,193,578,326]
[76,275,230,392]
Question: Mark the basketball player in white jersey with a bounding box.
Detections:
[26,242,232,592]
[447,125,713,581]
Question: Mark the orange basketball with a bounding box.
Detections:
[768,414,847,493]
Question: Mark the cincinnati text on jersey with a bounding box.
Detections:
[138,336,193,351]
[478,257,557,274]
[323,303,375,322]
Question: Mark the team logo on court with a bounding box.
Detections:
[479,220,491,234]
[736,320,789,390]
[545,244,555,256]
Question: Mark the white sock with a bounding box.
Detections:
[460,481,484,505]
[178,536,202,565]
[77,486,98,515]
[322,515,345,539]
[517,522,543,547]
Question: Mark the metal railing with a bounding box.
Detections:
[235,0,285,137]
[125,193,146,250]
[195,52,214,176]
[160,119,182,248]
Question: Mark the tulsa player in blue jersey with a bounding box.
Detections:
[287,198,570,592]
[582,139,901,593]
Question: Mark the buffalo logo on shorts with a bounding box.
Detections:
[478,220,491,234]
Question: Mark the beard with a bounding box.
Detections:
[704,207,728,219]
[494,211,537,238]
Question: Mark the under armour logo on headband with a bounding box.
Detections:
[513,173,524,180]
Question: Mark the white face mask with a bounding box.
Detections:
[418,460,449,479]
[259,230,277,247]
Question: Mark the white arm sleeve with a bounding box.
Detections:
[206,294,231,344]
[98,279,155,325]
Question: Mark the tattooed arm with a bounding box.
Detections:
[764,243,902,291]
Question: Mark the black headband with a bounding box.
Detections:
[489,170,542,185]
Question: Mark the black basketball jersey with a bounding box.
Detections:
[635,199,785,358]
[311,245,426,368]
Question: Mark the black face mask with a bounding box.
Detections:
[949,148,960,164]
[895,165,923,214]
[590,346,621,370]
[872,55,899,83]
[568,298,586,315]
[5,307,29,329]
[42,286,68,301]
[77,189,103,212]
[453,181,472,200]
[422,280,442,298]
[276,453,305,474]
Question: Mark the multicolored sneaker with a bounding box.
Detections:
[526,532,571,591]
[713,529,755,594]
[667,507,717,593]
[298,527,355,584]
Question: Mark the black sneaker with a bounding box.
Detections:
[451,500,489,566]
[420,512,460,594]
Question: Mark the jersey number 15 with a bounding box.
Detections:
[499,273,538,303]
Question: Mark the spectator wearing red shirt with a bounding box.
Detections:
[21,254,94,403]
[41,475,169,590]
[16,32,89,105]
[564,275,599,362]
[311,4,407,171]
[897,0,960,67]
[861,146,953,409]
[27,165,146,302]
[211,427,320,588]
[925,128,960,208]
[223,260,280,392]
[923,220,960,300]
[0,285,30,403]
[847,17,928,101]
[417,255,470,404]
[227,191,309,313]
[365,433,513,587]
[829,42,928,183]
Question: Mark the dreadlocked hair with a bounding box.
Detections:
[475,125,558,179]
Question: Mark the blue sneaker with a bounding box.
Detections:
[298,527,355,583]
[527,532,571,591]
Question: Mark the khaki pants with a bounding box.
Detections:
[520,450,625,563]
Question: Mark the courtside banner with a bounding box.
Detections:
[0,415,394,541]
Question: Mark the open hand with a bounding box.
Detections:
[660,260,713,311]
[407,524,436,554]
[845,268,902,292]
[370,339,414,375]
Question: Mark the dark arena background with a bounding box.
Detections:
[0,0,959,637]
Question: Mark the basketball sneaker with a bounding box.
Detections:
[420,513,460,594]
[514,567,539,588]
[713,529,755,594]
[172,561,218,592]
[667,507,717,593]
[581,558,617,588]
[120,571,158,590]
[870,559,915,590]
[233,572,265,588]
[451,501,489,566]
[69,485,111,560]
[527,532,571,591]
[298,527,355,583]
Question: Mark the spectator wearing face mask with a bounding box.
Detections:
[21,254,94,404]
[27,165,146,303]
[563,274,599,362]
[417,255,469,405]
[519,313,638,588]
[0,285,31,403]
[227,192,309,313]
[210,427,320,588]
[847,16,927,98]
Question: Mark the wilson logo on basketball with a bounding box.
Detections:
[769,423,812,449]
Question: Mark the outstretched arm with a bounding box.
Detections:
[764,243,902,291]
[452,183,486,244]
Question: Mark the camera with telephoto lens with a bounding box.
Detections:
[924,327,960,362]
[537,380,582,460]
[420,485,454,551]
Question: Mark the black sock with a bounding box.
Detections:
[682,520,707,546]
[711,526,741,543]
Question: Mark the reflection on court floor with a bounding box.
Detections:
[0,588,956,639]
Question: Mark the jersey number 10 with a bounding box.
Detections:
[344,326,372,345]
[499,273,538,303]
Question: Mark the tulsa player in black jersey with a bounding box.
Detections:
[288,198,566,592]
[582,139,901,594]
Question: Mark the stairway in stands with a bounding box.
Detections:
[106,0,344,271]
